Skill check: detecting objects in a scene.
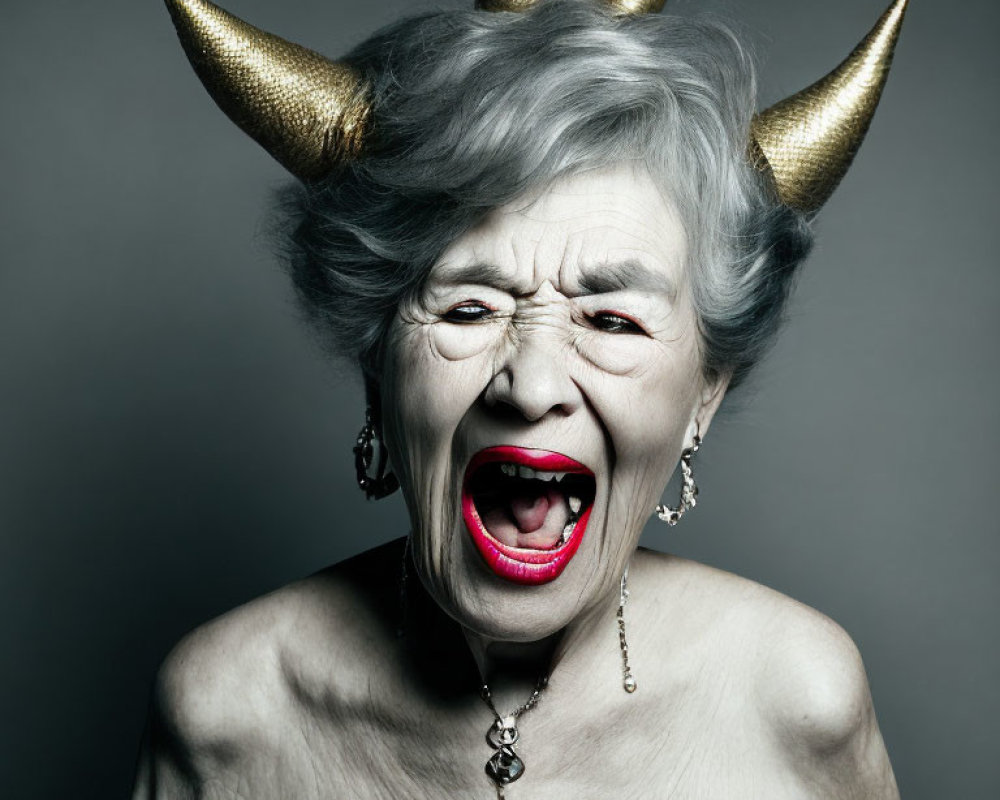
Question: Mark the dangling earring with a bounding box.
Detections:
[353,407,399,500]
[655,429,701,526]
[617,564,637,693]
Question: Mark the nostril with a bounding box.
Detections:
[482,365,581,422]
[481,332,583,420]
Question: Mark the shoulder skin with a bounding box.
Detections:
[755,592,900,798]
[132,589,295,799]
[635,552,899,799]
[131,548,392,800]
[134,549,899,799]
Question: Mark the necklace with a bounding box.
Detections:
[480,674,548,797]
[474,565,635,796]
[396,544,634,797]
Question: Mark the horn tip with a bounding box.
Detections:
[752,0,911,213]
[165,0,370,182]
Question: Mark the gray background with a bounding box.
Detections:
[1,0,996,797]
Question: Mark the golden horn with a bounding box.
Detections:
[164,0,369,181]
[751,0,909,213]
[475,1,665,13]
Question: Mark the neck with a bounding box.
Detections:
[465,629,557,677]
[461,585,620,712]
[399,541,629,711]
[461,629,556,718]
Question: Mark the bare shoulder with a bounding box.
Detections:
[634,549,871,732]
[634,550,899,798]
[133,541,403,797]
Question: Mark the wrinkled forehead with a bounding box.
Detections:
[431,165,689,296]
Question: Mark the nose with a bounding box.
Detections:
[482,327,583,422]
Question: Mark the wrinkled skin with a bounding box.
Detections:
[380,164,726,647]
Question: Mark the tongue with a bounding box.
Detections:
[479,484,571,550]
[510,492,552,533]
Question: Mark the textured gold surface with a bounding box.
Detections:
[165,0,369,181]
[751,0,908,213]
[476,0,666,13]
[166,0,905,202]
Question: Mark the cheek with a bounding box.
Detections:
[383,321,499,443]
[592,363,698,539]
[573,330,656,376]
[431,320,505,361]
[586,340,703,466]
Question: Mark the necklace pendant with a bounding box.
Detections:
[486,744,525,786]
[486,717,520,748]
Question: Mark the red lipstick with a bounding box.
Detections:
[462,446,594,585]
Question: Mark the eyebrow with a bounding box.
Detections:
[577,259,675,298]
[434,262,513,290]
[432,258,675,297]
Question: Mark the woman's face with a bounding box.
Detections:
[381,164,726,642]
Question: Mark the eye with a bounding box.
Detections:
[588,310,647,335]
[442,301,495,323]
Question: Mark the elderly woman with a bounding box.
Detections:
[135,0,906,797]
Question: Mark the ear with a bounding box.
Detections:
[689,370,730,444]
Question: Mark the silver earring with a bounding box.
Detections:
[618,565,636,693]
[353,408,399,500]
[655,431,701,526]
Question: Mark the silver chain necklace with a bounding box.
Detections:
[480,674,548,798]
[397,543,635,797]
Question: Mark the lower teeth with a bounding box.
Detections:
[559,515,578,546]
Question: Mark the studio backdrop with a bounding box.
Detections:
[1,0,997,797]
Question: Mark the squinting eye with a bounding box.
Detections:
[443,302,495,323]
[588,311,646,335]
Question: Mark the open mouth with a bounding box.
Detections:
[462,446,596,585]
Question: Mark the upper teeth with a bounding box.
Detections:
[499,463,567,482]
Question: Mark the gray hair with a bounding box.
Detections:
[277,0,812,389]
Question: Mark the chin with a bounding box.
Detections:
[423,512,615,644]
[443,557,595,643]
